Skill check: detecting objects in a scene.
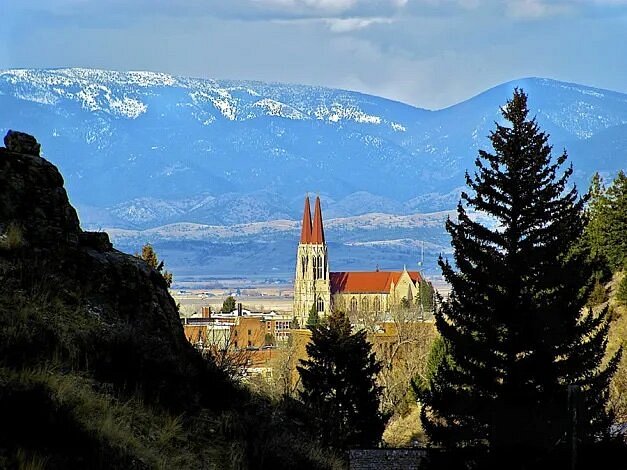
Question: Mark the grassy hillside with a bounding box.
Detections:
[604,271,627,423]
[0,134,342,469]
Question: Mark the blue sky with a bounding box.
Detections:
[1,0,626,109]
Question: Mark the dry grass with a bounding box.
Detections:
[15,449,48,470]
[382,404,426,448]
[602,271,627,422]
[0,222,25,250]
[3,367,195,469]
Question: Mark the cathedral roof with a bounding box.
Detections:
[330,271,422,294]
[300,195,313,244]
[311,196,325,244]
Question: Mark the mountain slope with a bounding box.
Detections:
[1,69,625,228]
[1,69,625,277]
[0,68,434,210]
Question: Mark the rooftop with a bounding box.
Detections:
[330,270,422,294]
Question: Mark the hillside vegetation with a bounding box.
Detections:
[0,132,341,469]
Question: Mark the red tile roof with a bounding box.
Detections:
[311,196,325,244]
[299,196,312,244]
[330,271,422,294]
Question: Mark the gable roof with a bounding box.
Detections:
[330,271,422,294]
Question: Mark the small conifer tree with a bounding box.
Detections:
[298,310,386,450]
[137,243,173,287]
[306,303,320,329]
[221,296,236,313]
[617,275,627,306]
[585,171,627,274]
[419,278,434,315]
[603,171,627,271]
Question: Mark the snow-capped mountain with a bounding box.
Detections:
[2,68,625,229]
[1,68,625,277]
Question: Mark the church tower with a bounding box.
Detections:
[293,195,331,325]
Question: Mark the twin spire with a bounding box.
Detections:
[299,195,325,244]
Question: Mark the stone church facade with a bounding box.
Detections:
[293,195,426,325]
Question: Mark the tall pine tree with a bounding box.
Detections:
[420,90,619,461]
[584,171,627,275]
[298,310,386,450]
[602,171,627,271]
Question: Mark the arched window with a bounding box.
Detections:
[373,297,381,313]
[317,255,323,280]
[361,297,369,312]
[350,297,358,313]
[301,256,307,277]
[312,256,318,280]
[317,296,324,313]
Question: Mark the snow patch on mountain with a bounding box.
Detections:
[108,96,147,118]
[252,98,307,120]
[391,122,406,132]
[314,103,382,124]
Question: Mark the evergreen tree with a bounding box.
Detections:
[585,171,627,274]
[297,310,386,450]
[420,90,620,460]
[221,295,236,313]
[603,171,627,271]
[583,173,612,281]
[585,173,608,261]
[306,303,320,329]
[617,275,627,306]
[419,278,434,315]
[137,243,173,287]
[412,335,451,395]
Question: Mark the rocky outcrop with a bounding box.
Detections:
[4,129,41,156]
[0,131,230,409]
[0,143,81,248]
[0,131,341,470]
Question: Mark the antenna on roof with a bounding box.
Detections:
[418,240,424,267]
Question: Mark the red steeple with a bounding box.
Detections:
[311,196,325,244]
[300,195,313,243]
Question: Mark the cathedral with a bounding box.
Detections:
[293,195,426,325]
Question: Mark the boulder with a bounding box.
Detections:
[3,130,41,156]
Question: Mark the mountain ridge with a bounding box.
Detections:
[2,68,625,277]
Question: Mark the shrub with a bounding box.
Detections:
[588,279,608,307]
[617,274,627,306]
[0,222,25,250]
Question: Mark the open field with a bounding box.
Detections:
[172,276,451,316]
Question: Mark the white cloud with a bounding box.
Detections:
[254,0,355,11]
[506,0,574,18]
[324,17,394,32]
[3,0,626,111]
[587,0,627,4]
[251,0,374,13]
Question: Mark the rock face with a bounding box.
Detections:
[0,131,225,409]
[4,129,41,156]
[0,140,81,247]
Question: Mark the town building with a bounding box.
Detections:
[183,304,293,350]
[293,195,429,325]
